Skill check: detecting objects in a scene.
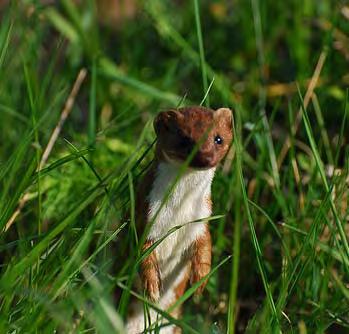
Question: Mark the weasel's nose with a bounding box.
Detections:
[193,152,215,168]
[201,155,214,165]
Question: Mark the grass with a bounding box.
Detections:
[1,0,349,333]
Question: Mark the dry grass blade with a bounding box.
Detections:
[39,68,87,169]
[4,68,87,232]
[277,51,327,168]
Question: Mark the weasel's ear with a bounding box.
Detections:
[214,108,232,128]
[154,110,184,135]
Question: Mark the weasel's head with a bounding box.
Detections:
[154,106,233,169]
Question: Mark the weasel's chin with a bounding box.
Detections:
[162,151,182,166]
[162,151,215,171]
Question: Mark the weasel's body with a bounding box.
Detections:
[127,106,233,333]
[148,162,214,280]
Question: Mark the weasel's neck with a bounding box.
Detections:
[150,158,216,196]
[147,161,215,234]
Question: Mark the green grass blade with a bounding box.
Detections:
[89,58,97,148]
[297,85,349,261]
[98,58,181,105]
[193,0,209,107]
[233,107,279,328]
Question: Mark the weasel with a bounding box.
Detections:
[126,106,233,334]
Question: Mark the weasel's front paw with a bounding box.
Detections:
[190,262,211,295]
[143,271,161,302]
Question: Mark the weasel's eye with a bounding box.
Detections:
[214,135,223,145]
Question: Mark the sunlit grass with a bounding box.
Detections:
[1,1,349,333]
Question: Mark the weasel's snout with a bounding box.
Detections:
[175,137,217,168]
[192,151,216,168]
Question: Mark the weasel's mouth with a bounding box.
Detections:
[162,150,215,171]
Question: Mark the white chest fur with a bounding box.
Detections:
[147,162,215,281]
